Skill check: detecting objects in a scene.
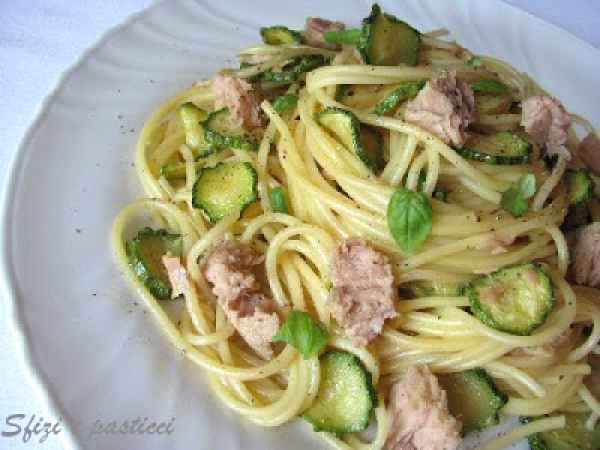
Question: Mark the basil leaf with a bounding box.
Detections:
[387,188,433,254]
[270,186,289,213]
[273,311,328,359]
[501,174,536,217]
[273,94,298,114]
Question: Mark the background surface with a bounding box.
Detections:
[0,1,598,448]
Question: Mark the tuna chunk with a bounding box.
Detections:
[521,96,571,160]
[577,132,600,175]
[203,240,279,359]
[212,73,263,130]
[386,365,461,450]
[305,17,345,50]
[162,256,190,299]
[404,71,475,147]
[571,222,600,288]
[330,238,397,346]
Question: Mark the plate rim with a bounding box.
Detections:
[1,1,598,449]
[0,1,172,448]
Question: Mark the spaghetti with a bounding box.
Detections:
[112,6,600,450]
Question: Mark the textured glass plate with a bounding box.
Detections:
[2,0,599,449]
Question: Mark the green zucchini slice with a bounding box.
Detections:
[439,369,508,433]
[126,228,182,300]
[179,102,212,154]
[316,106,384,172]
[324,4,421,66]
[192,161,258,222]
[458,132,531,165]
[303,351,376,433]
[360,4,420,66]
[260,26,303,45]
[203,108,259,152]
[467,262,555,335]
[566,169,594,205]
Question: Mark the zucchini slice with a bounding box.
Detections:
[316,107,384,172]
[324,5,421,66]
[192,161,258,222]
[260,26,303,45]
[179,103,212,154]
[337,84,395,111]
[272,94,299,114]
[336,81,424,114]
[126,228,182,300]
[402,279,464,298]
[359,4,421,66]
[467,262,555,335]
[566,169,594,205]
[471,79,508,95]
[269,186,289,213]
[373,80,425,115]
[259,55,328,83]
[159,160,203,181]
[458,132,531,165]
[475,94,512,115]
[303,351,376,433]
[439,369,507,433]
[203,108,259,152]
[524,414,600,450]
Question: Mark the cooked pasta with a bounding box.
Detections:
[112,5,600,450]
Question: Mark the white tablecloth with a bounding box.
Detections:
[0,1,598,449]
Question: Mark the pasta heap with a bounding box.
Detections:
[112,5,600,450]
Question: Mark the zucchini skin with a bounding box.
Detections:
[260,26,303,45]
[125,228,182,300]
[192,161,258,222]
[440,368,508,433]
[303,350,376,433]
[402,279,464,298]
[359,4,421,66]
[373,80,425,115]
[458,132,532,165]
[203,108,259,152]
[467,262,555,336]
[160,160,204,180]
[259,55,328,83]
[316,106,384,172]
[566,169,594,205]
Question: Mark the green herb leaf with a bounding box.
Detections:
[270,186,289,213]
[273,94,299,114]
[501,174,536,217]
[387,188,433,254]
[273,311,328,359]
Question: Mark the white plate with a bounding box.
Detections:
[2,1,599,449]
